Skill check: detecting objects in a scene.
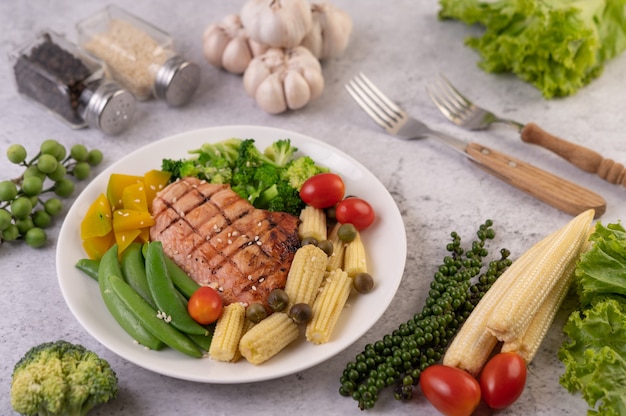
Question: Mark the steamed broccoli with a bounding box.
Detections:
[10,340,118,416]
[161,138,327,215]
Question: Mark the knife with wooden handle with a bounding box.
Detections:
[431,131,607,218]
[520,123,626,187]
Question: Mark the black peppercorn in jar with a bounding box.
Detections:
[76,5,201,107]
[10,31,135,135]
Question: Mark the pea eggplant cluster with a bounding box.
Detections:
[76,241,213,358]
[338,220,512,410]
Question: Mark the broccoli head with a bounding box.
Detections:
[11,340,118,416]
[263,139,297,168]
[282,156,329,190]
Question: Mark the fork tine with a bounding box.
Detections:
[346,73,404,131]
[427,74,474,121]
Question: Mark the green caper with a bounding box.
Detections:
[337,223,357,243]
[267,289,289,312]
[246,303,267,323]
[300,236,319,247]
[289,303,313,325]
[317,239,334,257]
[354,272,374,294]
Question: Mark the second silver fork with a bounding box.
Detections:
[427,75,626,187]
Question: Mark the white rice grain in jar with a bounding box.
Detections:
[76,5,200,107]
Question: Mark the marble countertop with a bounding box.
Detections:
[1,1,624,415]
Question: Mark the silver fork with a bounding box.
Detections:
[427,74,626,187]
[345,72,606,218]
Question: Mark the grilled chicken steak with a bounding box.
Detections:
[150,177,300,311]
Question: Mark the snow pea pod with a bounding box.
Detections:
[107,274,202,358]
[164,255,200,299]
[145,241,208,335]
[75,258,100,280]
[121,242,155,308]
[98,245,164,351]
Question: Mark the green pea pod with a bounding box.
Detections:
[98,245,164,351]
[145,241,208,335]
[164,255,200,299]
[107,274,202,358]
[75,258,100,280]
[121,242,156,308]
[175,290,214,351]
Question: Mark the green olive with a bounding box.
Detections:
[289,303,313,325]
[267,289,289,312]
[300,236,318,247]
[354,272,374,294]
[246,303,267,324]
[337,223,357,243]
[317,239,334,257]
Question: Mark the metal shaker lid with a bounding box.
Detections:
[154,55,201,107]
[84,81,136,135]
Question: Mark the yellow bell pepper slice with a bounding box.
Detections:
[80,193,112,240]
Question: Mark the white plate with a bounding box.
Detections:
[56,125,407,383]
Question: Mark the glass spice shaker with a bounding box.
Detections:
[9,30,135,135]
[76,5,201,107]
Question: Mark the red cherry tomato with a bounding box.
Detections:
[335,197,375,230]
[187,286,223,325]
[299,173,345,209]
[419,365,481,416]
[479,352,527,409]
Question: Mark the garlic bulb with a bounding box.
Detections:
[240,0,313,49]
[202,14,268,74]
[301,2,353,60]
[243,46,324,114]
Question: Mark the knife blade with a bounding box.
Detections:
[430,131,607,218]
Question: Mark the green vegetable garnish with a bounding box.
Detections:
[438,0,626,98]
[559,221,626,415]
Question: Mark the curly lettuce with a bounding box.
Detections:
[559,222,626,415]
[438,0,626,98]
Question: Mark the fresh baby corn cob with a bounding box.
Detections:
[209,302,246,362]
[230,319,256,363]
[344,230,367,277]
[284,244,328,307]
[306,269,352,344]
[239,312,300,365]
[486,209,594,343]
[326,222,345,271]
[298,205,327,242]
[443,209,594,376]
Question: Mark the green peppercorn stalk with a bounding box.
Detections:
[0,140,103,248]
[338,220,512,410]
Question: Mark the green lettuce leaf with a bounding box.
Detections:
[576,222,626,306]
[559,299,626,415]
[439,0,626,98]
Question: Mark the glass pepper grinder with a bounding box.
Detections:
[10,30,135,135]
[76,5,201,107]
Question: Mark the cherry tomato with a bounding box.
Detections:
[299,173,345,209]
[335,197,375,230]
[187,286,223,325]
[419,365,481,416]
[479,352,527,409]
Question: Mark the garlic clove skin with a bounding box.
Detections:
[243,46,324,114]
[301,2,353,60]
[241,0,313,49]
[202,14,268,74]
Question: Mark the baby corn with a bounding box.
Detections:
[306,269,352,344]
[298,205,327,242]
[443,209,594,375]
[284,244,328,307]
[209,302,246,362]
[344,230,367,277]
[239,312,300,365]
[326,222,345,271]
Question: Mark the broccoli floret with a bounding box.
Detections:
[265,180,306,215]
[282,156,329,190]
[11,340,118,416]
[263,139,297,168]
[191,138,241,166]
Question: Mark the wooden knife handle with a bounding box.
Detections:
[520,122,626,187]
[465,142,606,218]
